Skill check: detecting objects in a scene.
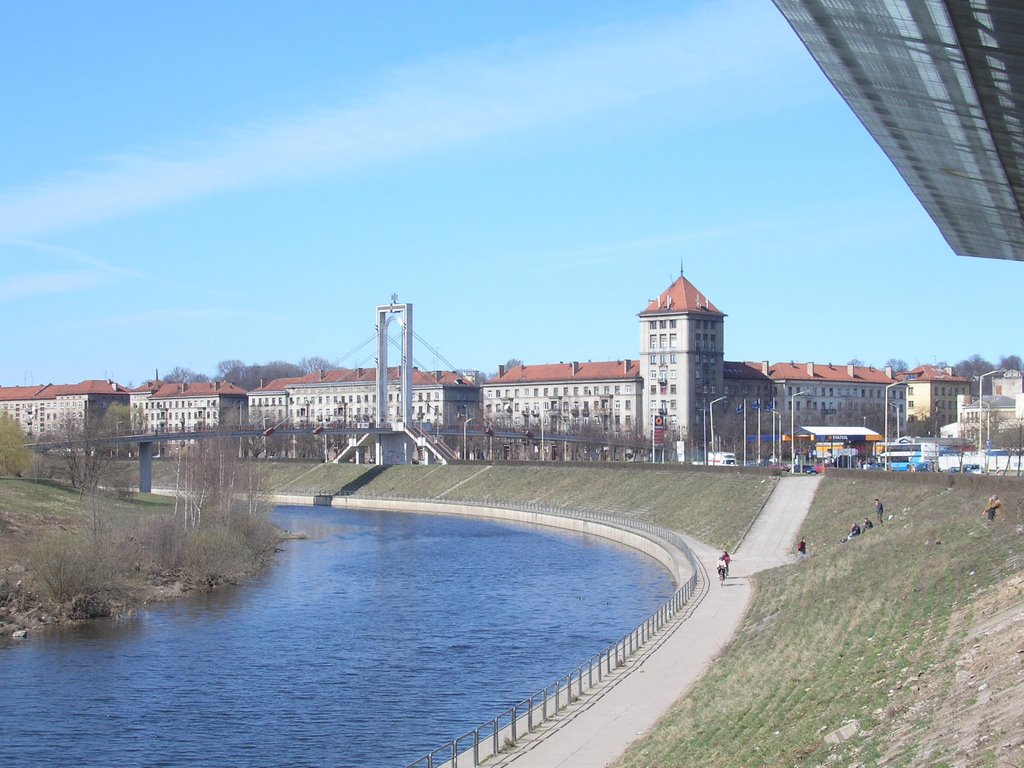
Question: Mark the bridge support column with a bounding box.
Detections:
[139,441,153,494]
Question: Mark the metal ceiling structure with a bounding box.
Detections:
[772,0,1024,261]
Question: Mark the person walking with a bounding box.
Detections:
[796,538,807,558]
[875,497,884,524]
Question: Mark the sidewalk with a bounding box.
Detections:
[487,475,820,768]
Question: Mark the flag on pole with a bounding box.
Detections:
[764,400,775,413]
[735,403,744,414]
[752,399,760,410]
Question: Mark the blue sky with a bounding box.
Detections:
[2,0,1019,387]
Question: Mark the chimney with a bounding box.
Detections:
[847,364,855,377]
[498,364,505,378]
[761,361,770,375]
[884,365,893,378]
[623,360,629,375]
[944,366,953,375]
[806,362,815,377]
[571,362,579,376]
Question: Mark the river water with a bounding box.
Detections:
[1,505,674,767]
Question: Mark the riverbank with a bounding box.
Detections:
[0,477,279,638]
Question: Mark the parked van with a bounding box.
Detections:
[707,452,737,466]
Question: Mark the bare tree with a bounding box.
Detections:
[164,366,210,384]
[216,359,247,382]
[174,433,269,531]
[299,356,334,374]
[954,355,996,384]
[54,414,124,494]
[884,358,909,374]
[999,354,1022,372]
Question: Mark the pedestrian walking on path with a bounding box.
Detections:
[487,475,821,768]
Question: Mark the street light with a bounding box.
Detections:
[790,390,808,472]
[709,396,726,461]
[884,382,900,471]
[532,407,545,461]
[463,417,475,461]
[978,369,1003,474]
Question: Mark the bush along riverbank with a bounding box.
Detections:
[1,444,281,638]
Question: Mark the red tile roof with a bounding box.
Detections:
[132,379,165,393]
[0,380,129,401]
[0,385,46,401]
[723,361,772,381]
[152,381,247,399]
[760,362,894,384]
[45,380,131,396]
[491,360,640,384]
[640,276,723,316]
[898,365,969,383]
[249,367,474,392]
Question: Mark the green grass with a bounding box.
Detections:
[0,476,172,527]
[614,472,1023,768]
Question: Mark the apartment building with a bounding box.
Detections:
[639,275,725,447]
[757,362,905,434]
[0,380,130,436]
[482,361,643,433]
[898,365,971,431]
[134,381,248,432]
[247,367,480,428]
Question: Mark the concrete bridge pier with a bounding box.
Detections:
[138,441,153,494]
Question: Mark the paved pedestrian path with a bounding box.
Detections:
[487,474,821,768]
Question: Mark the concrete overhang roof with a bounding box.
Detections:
[773,0,1024,261]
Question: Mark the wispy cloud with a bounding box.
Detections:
[0,1,797,239]
[531,221,779,269]
[0,239,149,301]
[0,271,110,301]
[36,307,235,337]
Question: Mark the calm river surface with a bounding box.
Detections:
[1,505,674,767]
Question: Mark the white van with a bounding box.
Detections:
[707,452,737,466]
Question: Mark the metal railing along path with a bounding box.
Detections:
[372,496,704,768]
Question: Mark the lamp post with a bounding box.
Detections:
[532,407,546,461]
[978,369,1003,474]
[463,417,475,461]
[790,390,808,472]
[709,396,725,461]
[883,382,899,471]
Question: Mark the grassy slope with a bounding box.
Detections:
[615,472,1024,768]
[0,477,173,561]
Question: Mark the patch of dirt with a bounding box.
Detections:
[880,573,1024,767]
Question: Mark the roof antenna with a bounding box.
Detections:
[680,256,685,278]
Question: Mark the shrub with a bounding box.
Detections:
[30,534,127,618]
[181,525,253,589]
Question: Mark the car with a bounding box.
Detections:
[799,464,819,474]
